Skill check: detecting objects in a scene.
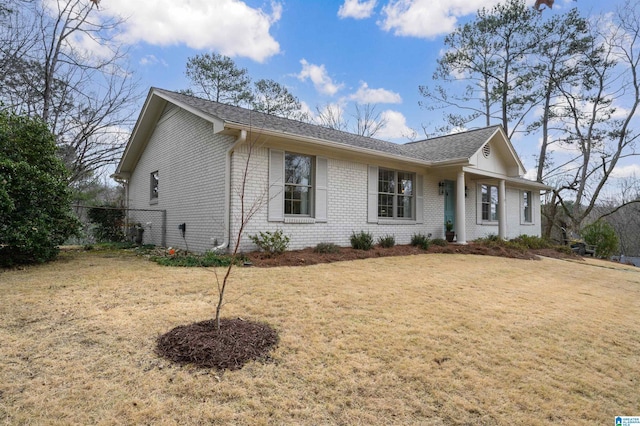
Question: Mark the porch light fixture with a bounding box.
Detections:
[438,181,445,195]
[465,186,469,198]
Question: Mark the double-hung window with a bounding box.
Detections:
[284,153,313,215]
[378,169,414,219]
[268,149,327,223]
[481,184,498,222]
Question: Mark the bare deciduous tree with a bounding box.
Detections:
[353,103,386,137]
[212,124,270,331]
[314,103,349,132]
[549,2,640,233]
[0,0,141,184]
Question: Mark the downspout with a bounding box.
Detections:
[213,129,247,252]
[112,175,130,240]
[112,176,129,209]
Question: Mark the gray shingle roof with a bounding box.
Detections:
[402,126,501,162]
[154,88,500,163]
[154,88,407,157]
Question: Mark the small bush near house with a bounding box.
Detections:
[378,235,395,248]
[350,231,374,250]
[475,235,527,253]
[314,242,341,254]
[410,233,431,250]
[431,238,448,247]
[249,230,290,256]
[87,206,126,242]
[477,234,501,243]
[510,235,553,250]
[151,249,241,267]
[581,220,619,259]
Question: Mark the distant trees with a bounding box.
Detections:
[422,0,640,235]
[0,0,140,185]
[314,102,388,137]
[420,0,540,138]
[0,111,80,266]
[252,78,307,120]
[184,53,253,106]
[184,53,307,120]
[183,53,390,136]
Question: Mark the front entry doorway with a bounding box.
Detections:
[444,180,456,232]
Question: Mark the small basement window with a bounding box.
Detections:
[150,171,159,201]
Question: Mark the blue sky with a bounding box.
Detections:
[91,0,634,180]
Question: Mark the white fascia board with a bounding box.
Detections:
[463,166,551,190]
[152,90,225,132]
[490,126,526,175]
[115,89,158,175]
[223,122,436,168]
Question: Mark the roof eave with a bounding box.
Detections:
[223,122,437,167]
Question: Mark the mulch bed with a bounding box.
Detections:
[156,318,278,371]
[243,242,577,268]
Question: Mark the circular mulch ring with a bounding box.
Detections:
[156,318,279,371]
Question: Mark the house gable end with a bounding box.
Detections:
[115,88,226,178]
[466,127,525,177]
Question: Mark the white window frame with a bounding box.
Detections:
[150,170,159,204]
[284,152,314,217]
[478,183,498,223]
[377,168,415,220]
[367,165,423,224]
[268,149,327,223]
[521,190,533,224]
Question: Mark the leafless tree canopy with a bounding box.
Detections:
[314,102,387,138]
[0,0,141,184]
[422,0,640,234]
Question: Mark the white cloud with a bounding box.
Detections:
[611,164,640,178]
[104,0,281,63]
[378,0,503,39]
[139,55,168,67]
[67,30,116,62]
[338,0,377,19]
[376,110,416,139]
[299,101,315,120]
[348,82,402,104]
[296,59,344,96]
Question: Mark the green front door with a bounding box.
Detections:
[444,180,455,231]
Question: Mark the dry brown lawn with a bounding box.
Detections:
[1,249,639,425]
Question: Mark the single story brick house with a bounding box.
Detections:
[113,88,549,253]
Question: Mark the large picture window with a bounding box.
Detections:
[378,169,414,219]
[481,184,498,222]
[284,153,313,215]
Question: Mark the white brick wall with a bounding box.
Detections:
[466,182,542,240]
[127,106,235,252]
[230,145,465,252]
[126,106,542,253]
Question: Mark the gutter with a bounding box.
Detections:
[222,123,437,168]
[213,129,247,252]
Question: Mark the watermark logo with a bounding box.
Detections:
[616,417,640,426]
